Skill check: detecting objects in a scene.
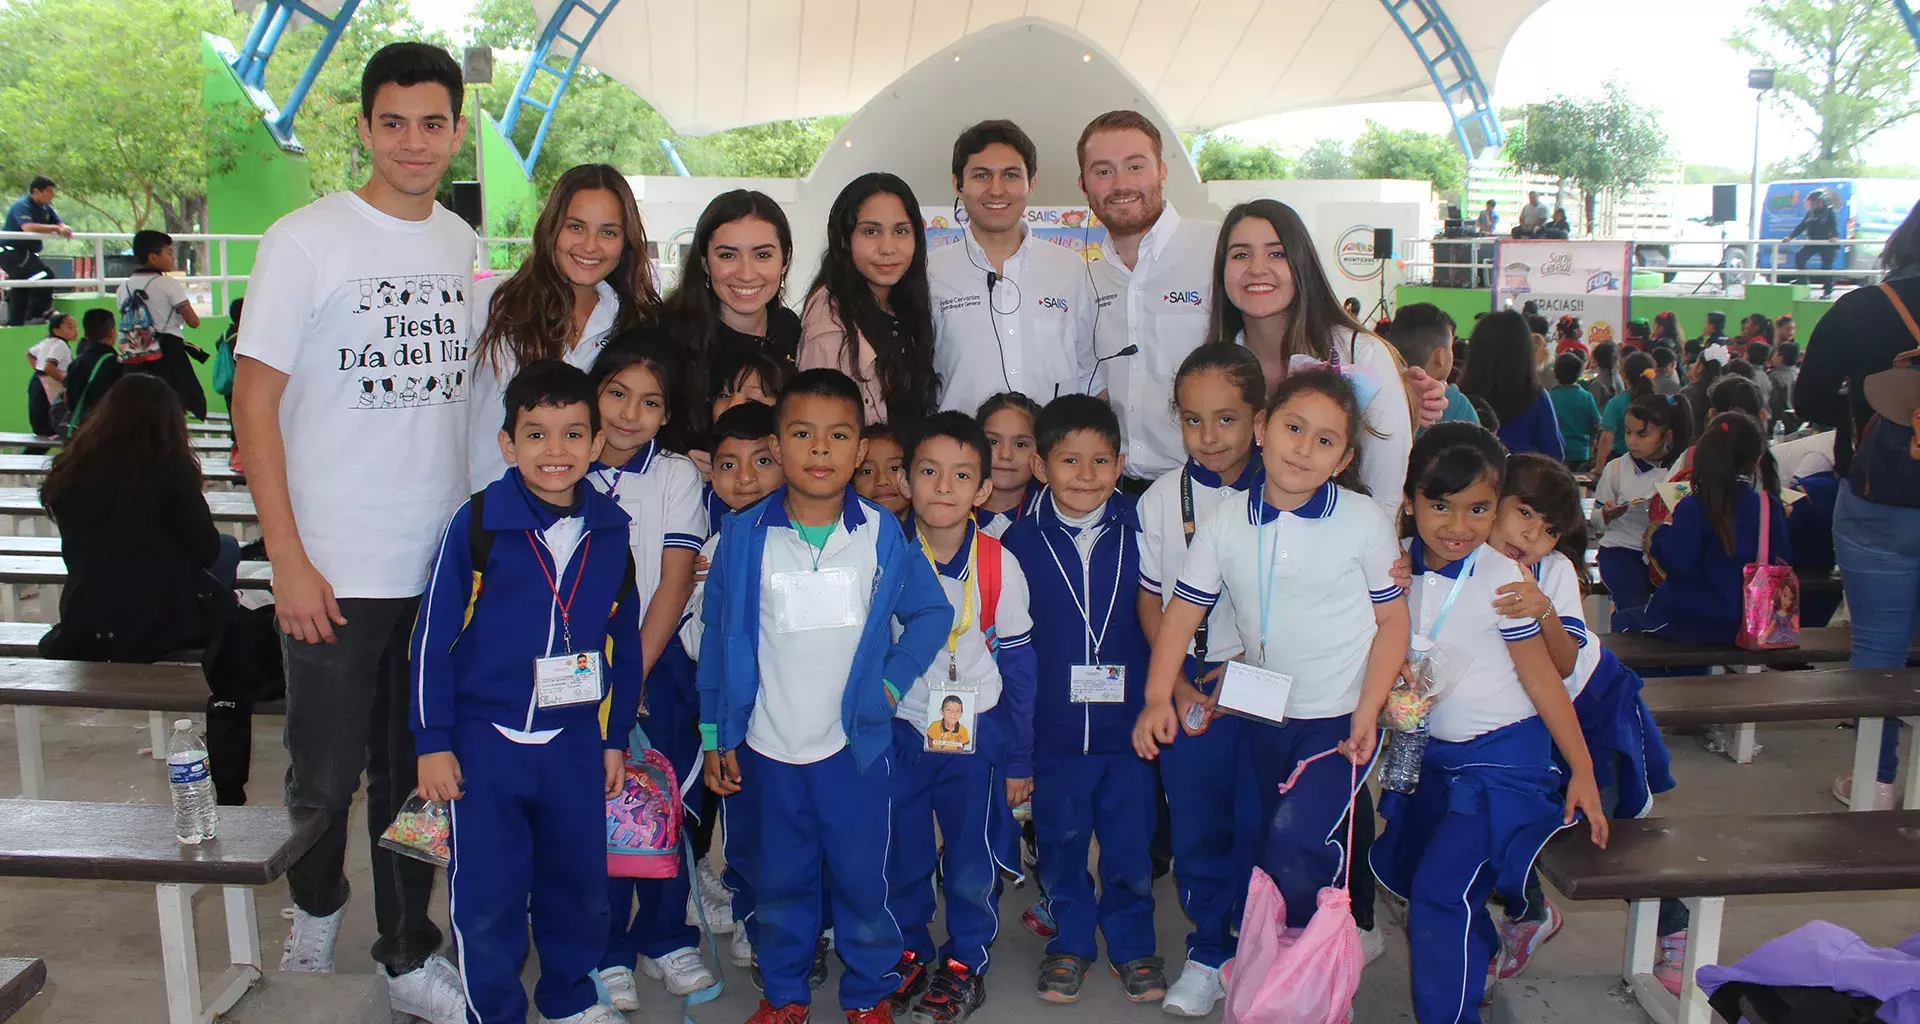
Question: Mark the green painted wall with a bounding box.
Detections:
[1394,282,1833,339]
[202,33,313,297]
[479,110,535,239]
[1,316,232,435]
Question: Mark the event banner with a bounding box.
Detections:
[1492,239,1632,346]
[924,206,1108,262]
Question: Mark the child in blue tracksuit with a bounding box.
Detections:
[696,368,952,1024]
[883,411,1038,1024]
[999,395,1161,1005]
[1367,423,1607,1024]
[1614,412,1791,644]
[411,360,645,1024]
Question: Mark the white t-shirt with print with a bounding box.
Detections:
[1404,540,1544,743]
[237,191,477,599]
[117,271,191,338]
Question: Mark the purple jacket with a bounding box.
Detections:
[1698,921,1920,1023]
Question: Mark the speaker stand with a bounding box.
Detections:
[1363,259,1393,325]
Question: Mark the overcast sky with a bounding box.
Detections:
[409,0,1920,169]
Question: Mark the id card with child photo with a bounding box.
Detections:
[924,684,978,755]
[535,650,602,708]
[1070,664,1126,703]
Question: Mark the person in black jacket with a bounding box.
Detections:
[1783,189,1842,297]
[62,308,122,435]
[38,373,237,662]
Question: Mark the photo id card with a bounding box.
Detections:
[1070,664,1126,703]
[1216,661,1294,726]
[768,565,865,633]
[924,681,979,755]
[536,650,603,708]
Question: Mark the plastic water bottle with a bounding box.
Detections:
[167,719,217,844]
[1378,726,1429,795]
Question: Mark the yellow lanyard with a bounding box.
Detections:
[917,528,976,670]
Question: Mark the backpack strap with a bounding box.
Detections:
[976,530,1002,655]
[1880,283,1920,347]
[466,487,495,590]
[64,353,115,430]
[1756,484,1770,566]
[1178,468,1210,664]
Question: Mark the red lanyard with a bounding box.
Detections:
[525,531,592,653]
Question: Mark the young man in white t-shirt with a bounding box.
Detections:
[233,42,477,1024]
[117,229,208,418]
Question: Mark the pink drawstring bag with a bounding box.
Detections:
[1738,492,1800,651]
[1221,748,1364,1024]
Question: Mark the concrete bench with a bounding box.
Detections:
[1600,626,1859,670]
[0,958,46,1022]
[0,800,323,1024]
[2,658,283,799]
[0,555,270,623]
[0,431,232,451]
[1537,810,1920,1024]
[0,488,257,539]
[1643,668,1920,804]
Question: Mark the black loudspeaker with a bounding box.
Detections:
[448,181,483,230]
[463,46,494,84]
[1373,227,1394,259]
[1711,184,1739,224]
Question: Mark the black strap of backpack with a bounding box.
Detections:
[466,488,494,584]
[1179,467,1208,665]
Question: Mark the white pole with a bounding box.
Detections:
[1748,88,1764,267]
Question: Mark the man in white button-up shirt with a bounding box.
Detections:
[931,120,1099,417]
[1076,110,1221,485]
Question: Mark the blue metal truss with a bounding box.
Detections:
[1378,0,1503,157]
[1897,0,1920,54]
[229,0,364,150]
[496,0,623,178]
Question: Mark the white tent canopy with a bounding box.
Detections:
[531,0,1545,137]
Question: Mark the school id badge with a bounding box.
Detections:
[1070,664,1126,703]
[535,650,603,708]
[1215,661,1294,726]
[924,678,979,755]
[768,565,865,633]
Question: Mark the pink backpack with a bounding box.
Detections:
[606,729,683,879]
[1222,748,1364,1024]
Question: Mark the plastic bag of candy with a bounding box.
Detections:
[379,789,451,867]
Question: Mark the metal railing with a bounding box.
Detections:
[1398,234,1881,294]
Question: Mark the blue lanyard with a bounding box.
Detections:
[1422,549,1478,642]
[1040,521,1122,663]
[1255,511,1280,664]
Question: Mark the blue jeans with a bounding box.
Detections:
[1834,489,1920,783]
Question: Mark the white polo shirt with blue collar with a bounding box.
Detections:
[1404,538,1544,743]
[1138,457,1264,662]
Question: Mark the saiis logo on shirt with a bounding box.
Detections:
[1037,296,1070,311]
[1163,289,1204,306]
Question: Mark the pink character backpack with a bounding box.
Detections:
[606,723,683,879]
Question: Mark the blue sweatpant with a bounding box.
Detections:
[1158,711,1256,968]
[1595,546,1651,613]
[603,642,703,968]
[448,721,608,1024]
[1247,713,1375,931]
[732,744,901,1011]
[1032,750,1156,965]
[887,718,1016,974]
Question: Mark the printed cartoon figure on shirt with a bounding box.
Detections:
[336,273,469,410]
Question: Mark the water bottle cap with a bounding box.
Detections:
[173,719,193,730]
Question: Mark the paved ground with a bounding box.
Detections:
[2,703,1918,1023]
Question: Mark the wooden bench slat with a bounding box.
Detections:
[0,431,231,451]
[0,659,216,713]
[0,554,270,590]
[0,958,47,1023]
[1642,669,1920,728]
[1600,626,1860,669]
[0,800,324,886]
[1540,810,1920,901]
[0,454,242,483]
[0,488,255,522]
[0,621,48,656]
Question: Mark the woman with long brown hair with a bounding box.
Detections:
[39,374,238,661]
[465,163,661,487]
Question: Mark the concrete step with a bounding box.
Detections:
[1488,975,1653,1024]
[226,970,390,1024]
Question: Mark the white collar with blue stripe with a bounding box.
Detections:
[754,484,870,532]
[592,438,661,482]
[930,521,976,581]
[975,482,1040,530]
[1407,536,1472,579]
[1245,480,1338,525]
[1629,455,1656,474]
[1186,456,1262,492]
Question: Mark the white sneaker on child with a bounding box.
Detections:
[278,906,343,972]
[684,859,737,933]
[599,966,642,1012]
[541,1004,628,1024]
[1161,961,1224,1017]
[730,926,753,967]
[387,954,467,1024]
[641,946,716,996]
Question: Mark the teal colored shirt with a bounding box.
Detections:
[1550,384,1604,463]
[793,521,834,550]
[1600,392,1633,456]
[1442,383,1480,425]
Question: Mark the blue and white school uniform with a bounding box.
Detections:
[1176,481,1402,935]
[1369,539,1571,1024]
[975,482,1041,540]
[1590,454,1670,611]
[1138,458,1261,969]
[1001,492,1156,966]
[887,522,1037,975]
[589,440,710,969]
[697,488,951,1011]
[1615,484,1792,645]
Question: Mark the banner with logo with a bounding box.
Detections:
[924,206,1108,263]
[1316,202,1423,320]
[1492,239,1632,347]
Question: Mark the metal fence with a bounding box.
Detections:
[1398,235,1882,295]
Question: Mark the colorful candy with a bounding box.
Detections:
[380,794,451,867]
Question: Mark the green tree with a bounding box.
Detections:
[1191,134,1291,181]
[1729,0,1920,176]
[1683,163,1748,184]
[1349,120,1466,196]
[1296,139,1354,179]
[1502,81,1671,233]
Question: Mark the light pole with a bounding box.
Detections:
[1747,68,1775,272]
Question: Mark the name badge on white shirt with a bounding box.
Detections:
[769,565,864,633]
[1070,664,1126,703]
[1216,661,1294,725]
[535,651,603,708]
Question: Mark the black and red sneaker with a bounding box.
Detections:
[887,950,931,1011]
[1019,902,1057,939]
[909,959,986,1024]
[746,999,811,1024]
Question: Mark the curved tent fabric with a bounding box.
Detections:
[530,0,1544,136]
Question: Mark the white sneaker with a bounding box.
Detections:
[1832,772,1899,810]
[278,906,343,972]
[640,946,716,997]
[387,954,467,1024]
[1161,960,1224,1017]
[541,1005,628,1024]
[729,927,753,967]
[599,966,642,1012]
[684,860,737,934]
[1360,924,1387,966]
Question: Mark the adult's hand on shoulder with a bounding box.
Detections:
[1404,366,1448,427]
[274,554,346,644]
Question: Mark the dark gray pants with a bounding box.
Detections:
[281,595,442,974]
